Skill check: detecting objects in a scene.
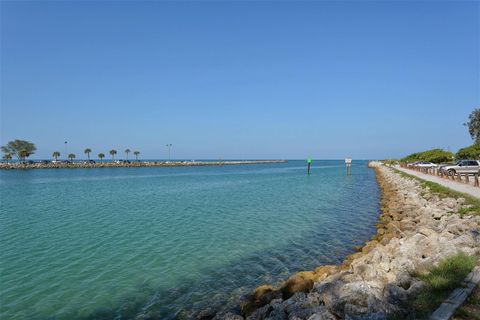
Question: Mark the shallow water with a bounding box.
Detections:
[0,160,380,319]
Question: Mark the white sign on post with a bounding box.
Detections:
[345,158,352,175]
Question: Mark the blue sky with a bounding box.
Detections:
[1,1,479,160]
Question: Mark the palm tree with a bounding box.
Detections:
[2,153,12,163]
[68,153,76,162]
[98,153,105,162]
[134,151,140,161]
[125,149,131,160]
[52,151,60,161]
[84,148,92,160]
[109,149,117,160]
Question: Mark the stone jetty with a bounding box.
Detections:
[211,161,480,320]
[0,160,286,170]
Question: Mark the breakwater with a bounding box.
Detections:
[216,162,480,320]
[0,160,286,170]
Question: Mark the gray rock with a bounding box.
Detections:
[306,307,336,320]
[213,312,245,320]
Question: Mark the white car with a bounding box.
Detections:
[408,161,437,168]
[414,161,437,168]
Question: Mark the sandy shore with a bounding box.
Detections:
[210,161,480,320]
[0,160,287,170]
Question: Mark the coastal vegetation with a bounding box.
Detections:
[84,148,92,160]
[2,153,12,163]
[411,252,477,318]
[456,144,480,160]
[1,139,36,161]
[464,108,480,144]
[0,140,143,164]
[401,148,453,164]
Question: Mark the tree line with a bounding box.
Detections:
[52,148,141,162]
[1,141,140,162]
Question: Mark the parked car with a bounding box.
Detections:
[414,161,437,168]
[440,160,480,175]
[407,161,437,168]
[407,161,421,167]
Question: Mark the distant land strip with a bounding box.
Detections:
[0,160,287,170]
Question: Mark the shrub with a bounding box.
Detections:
[401,149,453,164]
[456,144,480,160]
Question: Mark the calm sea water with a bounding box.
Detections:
[0,160,380,320]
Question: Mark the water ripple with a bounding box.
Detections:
[0,161,379,320]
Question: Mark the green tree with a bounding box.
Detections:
[52,151,60,161]
[134,151,140,161]
[98,153,105,162]
[68,153,76,162]
[109,149,117,160]
[464,109,480,143]
[125,148,131,160]
[1,139,36,161]
[2,153,12,163]
[402,149,453,164]
[456,144,480,160]
[19,150,29,161]
[84,148,92,160]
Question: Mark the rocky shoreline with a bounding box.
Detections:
[209,161,480,320]
[0,160,286,170]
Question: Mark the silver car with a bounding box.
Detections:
[441,160,480,175]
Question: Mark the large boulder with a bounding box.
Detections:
[240,284,281,317]
[281,275,314,300]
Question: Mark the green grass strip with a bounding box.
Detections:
[412,253,477,318]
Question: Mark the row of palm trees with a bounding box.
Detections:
[52,148,140,162]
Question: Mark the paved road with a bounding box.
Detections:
[395,166,480,199]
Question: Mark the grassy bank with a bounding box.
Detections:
[411,253,477,318]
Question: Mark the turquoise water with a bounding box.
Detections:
[0,160,380,320]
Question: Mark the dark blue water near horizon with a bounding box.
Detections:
[0,160,380,320]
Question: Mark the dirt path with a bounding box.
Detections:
[395,166,480,199]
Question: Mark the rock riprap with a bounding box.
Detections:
[214,162,480,320]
